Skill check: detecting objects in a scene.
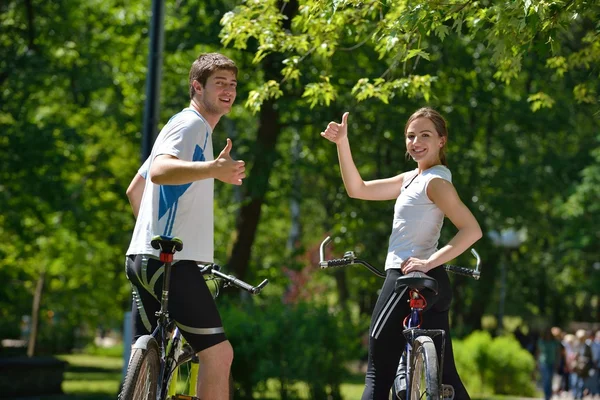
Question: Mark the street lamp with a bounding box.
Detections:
[488,228,526,335]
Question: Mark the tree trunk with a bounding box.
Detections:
[227,101,280,279]
[227,0,298,279]
[27,270,46,357]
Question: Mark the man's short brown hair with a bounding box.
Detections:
[189,53,238,99]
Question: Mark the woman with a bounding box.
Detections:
[321,108,482,400]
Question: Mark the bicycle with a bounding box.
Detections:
[119,235,269,400]
[318,236,481,400]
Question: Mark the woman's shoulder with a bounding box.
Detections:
[423,165,452,182]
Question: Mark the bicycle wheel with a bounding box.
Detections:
[119,336,161,400]
[409,336,439,400]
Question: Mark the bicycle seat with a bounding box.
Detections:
[394,271,438,295]
[150,235,183,253]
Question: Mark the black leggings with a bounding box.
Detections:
[361,267,470,400]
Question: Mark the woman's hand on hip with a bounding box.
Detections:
[401,257,432,274]
[321,112,349,144]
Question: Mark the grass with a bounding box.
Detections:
[8,353,541,400]
[58,354,122,398]
[247,376,364,400]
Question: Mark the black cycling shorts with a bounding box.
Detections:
[125,254,226,353]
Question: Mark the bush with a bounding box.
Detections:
[486,335,536,396]
[453,330,493,395]
[221,299,360,400]
[453,330,536,397]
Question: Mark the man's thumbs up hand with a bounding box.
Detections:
[214,138,245,185]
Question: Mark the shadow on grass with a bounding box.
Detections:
[66,364,120,374]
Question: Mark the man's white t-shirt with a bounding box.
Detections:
[126,108,214,262]
[385,165,452,270]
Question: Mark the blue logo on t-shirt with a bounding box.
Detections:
[159,144,205,235]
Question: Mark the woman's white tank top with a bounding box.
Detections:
[385,165,452,270]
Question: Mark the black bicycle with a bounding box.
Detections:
[318,236,481,400]
[119,235,268,400]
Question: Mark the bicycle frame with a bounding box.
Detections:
[402,290,446,400]
[150,244,182,400]
[404,290,422,399]
[123,235,268,400]
[156,263,268,399]
[164,327,198,397]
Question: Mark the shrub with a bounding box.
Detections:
[453,330,493,395]
[453,331,536,397]
[221,299,360,400]
[486,335,536,396]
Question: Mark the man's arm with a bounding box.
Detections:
[126,172,146,219]
[150,138,245,186]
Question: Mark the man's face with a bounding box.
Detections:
[197,69,237,116]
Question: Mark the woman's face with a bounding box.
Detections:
[405,117,445,164]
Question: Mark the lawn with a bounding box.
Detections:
[7,354,540,400]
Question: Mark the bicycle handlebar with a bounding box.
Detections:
[318,236,482,280]
[443,249,481,280]
[199,264,269,295]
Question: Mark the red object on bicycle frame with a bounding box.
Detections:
[403,290,428,328]
[160,253,174,263]
[409,289,427,309]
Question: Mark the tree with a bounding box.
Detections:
[219,0,599,328]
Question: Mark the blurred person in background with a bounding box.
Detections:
[537,327,561,400]
[552,327,569,396]
[588,330,600,399]
[564,333,577,397]
[572,329,593,400]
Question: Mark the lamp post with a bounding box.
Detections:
[141,0,165,161]
[488,228,525,335]
[123,0,165,378]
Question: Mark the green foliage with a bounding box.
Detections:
[487,335,537,395]
[1,0,599,384]
[221,299,359,400]
[221,0,599,109]
[220,0,599,335]
[82,343,124,358]
[454,331,537,397]
[246,80,284,114]
[0,0,240,352]
[0,0,146,350]
[527,92,556,111]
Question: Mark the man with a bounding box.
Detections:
[125,52,245,399]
